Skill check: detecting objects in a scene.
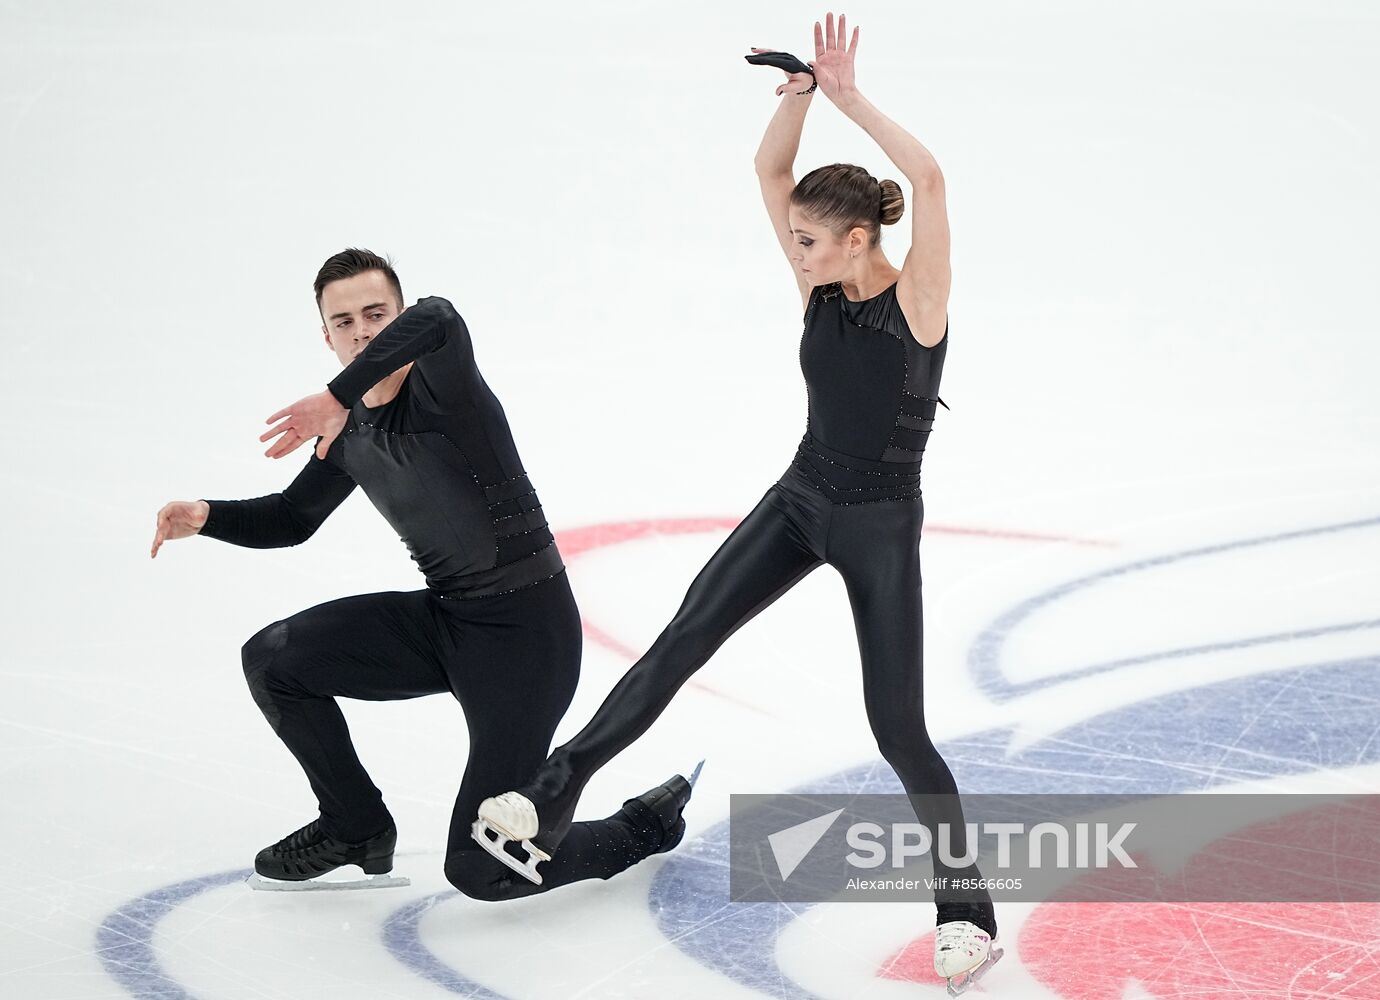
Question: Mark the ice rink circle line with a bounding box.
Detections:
[94,856,510,1000]
[380,890,508,998]
[969,512,1380,701]
[95,868,253,1000]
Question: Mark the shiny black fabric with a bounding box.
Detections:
[800,280,949,465]
[200,296,562,599]
[521,283,990,912]
[554,465,971,828]
[239,573,661,899]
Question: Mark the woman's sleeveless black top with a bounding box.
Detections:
[791,280,949,504]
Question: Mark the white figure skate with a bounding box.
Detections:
[472,760,705,886]
[935,920,1003,996]
[471,791,551,884]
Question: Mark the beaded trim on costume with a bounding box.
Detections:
[434,566,567,601]
[791,440,924,506]
[353,421,561,595]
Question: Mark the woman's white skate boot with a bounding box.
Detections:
[472,792,550,884]
[934,920,1002,996]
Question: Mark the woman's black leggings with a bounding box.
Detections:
[239,570,659,900]
[554,439,985,888]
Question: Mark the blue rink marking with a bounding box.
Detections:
[380,891,507,998]
[94,869,250,1000]
[95,875,508,1000]
[970,513,1380,701]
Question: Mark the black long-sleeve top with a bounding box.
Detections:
[198,296,564,600]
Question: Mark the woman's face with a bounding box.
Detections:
[787,208,865,284]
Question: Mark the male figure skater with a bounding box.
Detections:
[152,248,694,896]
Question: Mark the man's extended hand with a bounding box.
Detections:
[151,500,209,558]
[260,390,349,460]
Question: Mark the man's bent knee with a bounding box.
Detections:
[241,620,290,731]
[444,849,535,902]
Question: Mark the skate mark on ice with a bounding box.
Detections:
[94,868,247,999]
[381,890,510,998]
[94,863,508,1000]
[1016,900,1380,998]
[968,512,1380,701]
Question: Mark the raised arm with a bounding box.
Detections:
[812,13,950,348]
[262,295,473,462]
[327,295,470,408]
[751,49,817,316]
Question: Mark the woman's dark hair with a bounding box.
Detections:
[790,163,905,248]
[313,248,404,313]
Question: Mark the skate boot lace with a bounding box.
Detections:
[935,919,990,958]
[273,820,326,858]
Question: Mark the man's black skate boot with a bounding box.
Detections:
[618,773,695,855]
[254,819,397,881]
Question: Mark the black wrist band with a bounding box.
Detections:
[745,50,817,94]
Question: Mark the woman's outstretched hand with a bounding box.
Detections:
[260,390,348,461]
[749,47,816,96]
[809,11,859,102]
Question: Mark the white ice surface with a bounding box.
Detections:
[2,1,1378,998]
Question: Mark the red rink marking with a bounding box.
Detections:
[555,518,743,558]
[552,517,1115,719]
[878,928,943,986]
[877,799,1380,997]
[878,904,1380,997]
[1020,901,1380,1000]
[934,524,1117,547]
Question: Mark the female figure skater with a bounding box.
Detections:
[475,12,1000,993]
[151,248,696,900]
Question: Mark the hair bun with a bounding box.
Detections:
[878,178,905,226]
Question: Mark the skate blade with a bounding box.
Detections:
[246,872,411,892]
[945,944,1003,997]
[687,758,706,788]
[470,819,549,885]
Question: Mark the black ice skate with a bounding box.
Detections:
[246,819,411,892]
[617,758,704,856]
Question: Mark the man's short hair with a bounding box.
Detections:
[314,248,404,314]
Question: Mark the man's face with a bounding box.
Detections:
[319,270,403,366]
